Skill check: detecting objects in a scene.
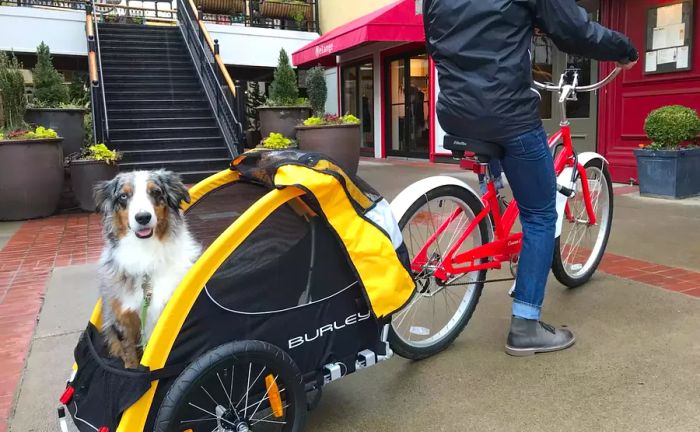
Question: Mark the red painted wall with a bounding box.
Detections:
[599,0,700,183]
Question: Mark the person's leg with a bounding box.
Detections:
[497,125,574,356]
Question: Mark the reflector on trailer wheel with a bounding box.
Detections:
[265,374,283,418]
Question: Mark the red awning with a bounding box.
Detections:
[292,0,424,67]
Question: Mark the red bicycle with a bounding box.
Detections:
[387,67,621,360]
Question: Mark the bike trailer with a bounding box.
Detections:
[59,149,415,432]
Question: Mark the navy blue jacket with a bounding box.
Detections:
[424,0,638,141]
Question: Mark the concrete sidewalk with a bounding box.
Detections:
[6,160,700,432]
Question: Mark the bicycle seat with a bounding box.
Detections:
[444,135,504,162]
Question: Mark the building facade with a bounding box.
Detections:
[295,0,700,183]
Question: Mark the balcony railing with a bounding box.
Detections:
[197,0,319,33]
[1,0,318,32]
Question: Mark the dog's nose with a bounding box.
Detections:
[135,212,152,225]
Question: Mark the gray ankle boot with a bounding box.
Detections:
[505,316,575,357]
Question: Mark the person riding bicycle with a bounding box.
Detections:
[423,0,638,356]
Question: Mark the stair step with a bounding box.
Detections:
[110,126,221,139]
[100,43,186,52]
[100,52,190,61]
[119,157,232,173]
[103,59,192,66]
[105,82,201,92]
[100,39,186,49]
[110,136,227,150]
[121,147,231,163]
[108,107,211,119]
[99,33,183,42]
[110,117,217,128]
[98,23,179,31]
[106,90,204,100]
[103,74,197,83]
[107,99,209,108]
[103,66,195,75]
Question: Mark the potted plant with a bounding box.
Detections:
[257,49,310,140]
[260,0,311,21]
[259,132,297,150]
[24,42,86,156]
[634,105,700,199]
[296,66,362,175]
[70,143,120,212]
[0,51,64,221]
[196,0,245,14]
[245,81,266,148]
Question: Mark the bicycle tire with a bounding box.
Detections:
[155,340,306,432]
[389,185,490,360]
[552,158,614,288]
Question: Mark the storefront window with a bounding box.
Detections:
[386,52,430,157]
[342,62,374,150]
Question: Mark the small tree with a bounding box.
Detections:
[246,80,266,130]
[305,66,326,116]
[269,49,299,106]
[32,42,69,107]
[0,51,27,130]
[644,105,700,149]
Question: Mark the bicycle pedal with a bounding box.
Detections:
[508,281,516,297]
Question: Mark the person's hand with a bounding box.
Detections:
[616,60,637,70]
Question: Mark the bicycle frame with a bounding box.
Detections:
[411,67,623,282]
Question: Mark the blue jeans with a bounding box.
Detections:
[491,126,557,320]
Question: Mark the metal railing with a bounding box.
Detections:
[178,0,243,156]
[85,0,109,144]
[198,0,319,33]
[1,0,85,9]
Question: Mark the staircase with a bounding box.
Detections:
[98,23,233,183]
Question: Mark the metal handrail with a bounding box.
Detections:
[85,0,109,144]
[178,0,243,156]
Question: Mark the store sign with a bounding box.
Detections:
[644,1,694,74]
[315,43,334,58]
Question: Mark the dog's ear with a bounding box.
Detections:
[154,170,190,211]
[93,177,119,214]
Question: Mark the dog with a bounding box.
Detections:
[94,170,201,368]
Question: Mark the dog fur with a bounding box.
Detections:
[94,170,201,368]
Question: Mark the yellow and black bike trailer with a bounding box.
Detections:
[58,150,416,432]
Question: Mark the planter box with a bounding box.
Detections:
[634,147,700,199]
[260,0,311,20]
[0,138,64,220]
[25,108,85,156]
[196,0,245,14]
[70,159,119,212]
[258,106,311,140]
[296,124,361,176]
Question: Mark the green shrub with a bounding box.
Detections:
[0,51,27,130]
[1,125,58,140]
[305,66,326,116]
[78,143,120,164]
[269,49,300,106]
[68,75,89,106]
[262,132,295,149]
[302,113,360,126]
[644,105,700,149]
[32,42,69,107]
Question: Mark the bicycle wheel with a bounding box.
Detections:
[155,341,306,432]
[552,158,613,288]
[389,185,490,360]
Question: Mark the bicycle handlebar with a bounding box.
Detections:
[533,67,622,93]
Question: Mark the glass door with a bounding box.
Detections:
[385,52,430,158]
[533,0,600,153]
[341,61,374,153]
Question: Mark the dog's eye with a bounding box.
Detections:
[151,188,162,198]
[119,193,128,202]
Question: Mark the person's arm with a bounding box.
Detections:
[532,0,638,65]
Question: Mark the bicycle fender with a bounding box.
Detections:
[577,152,608,167]
[555,152,608,237]
[390,176,482,223]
